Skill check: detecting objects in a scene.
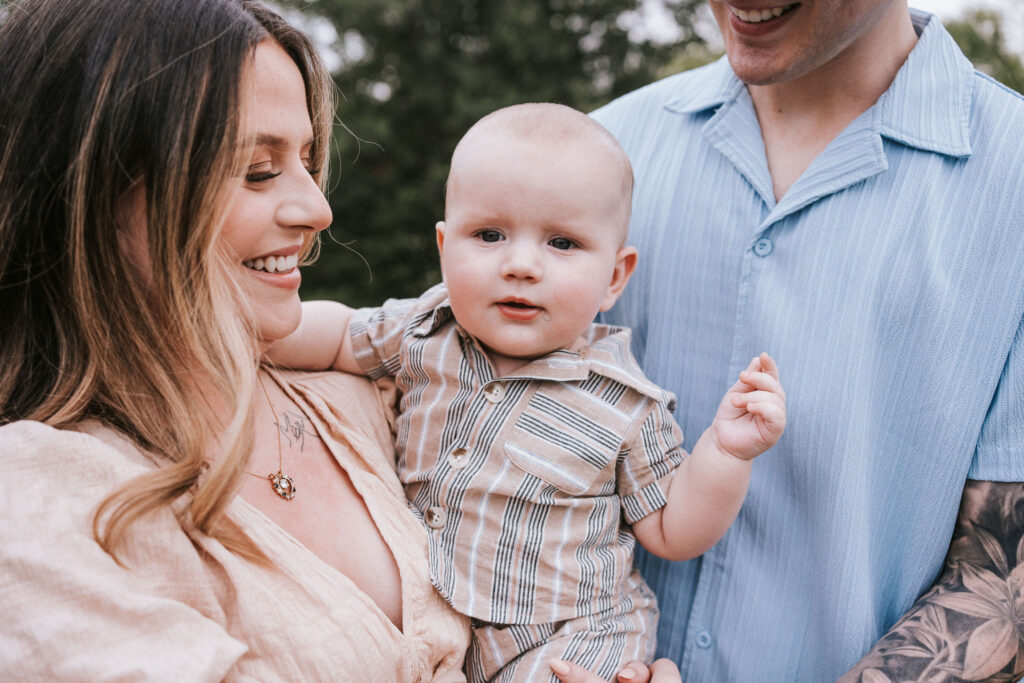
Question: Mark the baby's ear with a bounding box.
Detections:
[600,245,638,312]
[435,220,447,254]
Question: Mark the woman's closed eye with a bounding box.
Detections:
[246,160,280,184]
[245,157,319,184]
[246,169,282,183]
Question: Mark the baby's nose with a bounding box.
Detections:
[500,243,542,280]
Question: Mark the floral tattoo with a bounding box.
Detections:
[842,480,1024,682]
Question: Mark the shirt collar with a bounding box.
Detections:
[662,10,973,158]
[421,287,674,405]
[410,283,456,337]
[501,325,673,405]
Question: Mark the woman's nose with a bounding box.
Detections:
[278,168,332,233]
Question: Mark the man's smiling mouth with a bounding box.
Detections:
[730,3,797,23]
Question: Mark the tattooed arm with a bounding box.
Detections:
[840,480,1024,683]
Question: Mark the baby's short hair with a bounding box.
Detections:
[448,102,634,214]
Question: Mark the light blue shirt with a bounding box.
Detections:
[592,10,1024,681]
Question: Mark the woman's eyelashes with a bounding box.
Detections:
[246,170,282,183]
[245,156,317,185]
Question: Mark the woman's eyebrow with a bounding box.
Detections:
[250,133,315,148]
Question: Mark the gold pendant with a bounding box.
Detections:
[269,471,296,500]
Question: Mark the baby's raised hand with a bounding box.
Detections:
[709,353,786,461]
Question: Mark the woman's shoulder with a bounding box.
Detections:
[0,419,168,541]
[2,419,156,495]
[0,420,247,680]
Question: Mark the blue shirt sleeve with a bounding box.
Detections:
[970,312,1024,481]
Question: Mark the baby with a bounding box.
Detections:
[270,103,786,682]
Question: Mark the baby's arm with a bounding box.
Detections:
[265,301,363,374]
[633,353,786,561]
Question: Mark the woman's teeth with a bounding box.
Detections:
[730,4,792,23]
[243,253,299,273]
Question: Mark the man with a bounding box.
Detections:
[592,1,1024,680]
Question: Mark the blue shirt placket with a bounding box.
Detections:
[678,75,892,675]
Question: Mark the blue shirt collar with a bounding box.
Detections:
[662,10,973,158]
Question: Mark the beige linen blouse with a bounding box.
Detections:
[0,371,470,681]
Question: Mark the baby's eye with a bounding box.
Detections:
[476,229,503,243]
[548,236,577,250]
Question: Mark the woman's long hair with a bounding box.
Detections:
[0,0,333,561]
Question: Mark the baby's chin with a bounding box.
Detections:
[483,336,591,369]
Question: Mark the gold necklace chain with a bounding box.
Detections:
[247,372,296,500]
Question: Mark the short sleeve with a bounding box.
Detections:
[617,398,687,524]
[348,298,420,380]
[970,313,1024,481]
[0,422,247,682]
[349,286,449,381]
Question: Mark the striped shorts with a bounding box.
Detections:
[464,569,658,683]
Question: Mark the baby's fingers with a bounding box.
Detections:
[730,390,783,411]
[757,352,781,381]
[737,369,785,401]
[746,400,787,432]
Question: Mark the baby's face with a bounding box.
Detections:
[437,134,635,373]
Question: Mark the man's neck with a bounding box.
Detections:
[749,6,919,201]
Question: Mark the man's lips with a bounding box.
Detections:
[724,2,798,36]
[728,3,797,23]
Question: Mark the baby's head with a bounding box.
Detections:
[436,103,638,375]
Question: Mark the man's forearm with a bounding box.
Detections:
[840,480,1024,682]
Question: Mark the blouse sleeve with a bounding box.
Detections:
[0,421,248,682]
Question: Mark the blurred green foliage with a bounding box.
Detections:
[280,1,1023,306]
[282,0,711,306]
[946,9,1024,94]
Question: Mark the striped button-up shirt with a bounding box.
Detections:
[593,9,1024,681]
[350,284,686,624]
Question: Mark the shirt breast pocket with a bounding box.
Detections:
[503,386,628,495]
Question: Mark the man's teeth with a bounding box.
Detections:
[243,253,299,273]
[730,5,791,23]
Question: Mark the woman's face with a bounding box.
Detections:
[222,39,332,344]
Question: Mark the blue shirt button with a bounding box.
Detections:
[753,237,774,257]
[695,630,712,649]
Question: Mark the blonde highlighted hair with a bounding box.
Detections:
[0,0,333,561]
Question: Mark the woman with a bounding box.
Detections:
[0,0,469,678]
[0,0,676,680]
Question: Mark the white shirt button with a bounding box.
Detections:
[483,383,505,403]
[424,506,446,529]
[448,447,469,469]
[753,237,774,257]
